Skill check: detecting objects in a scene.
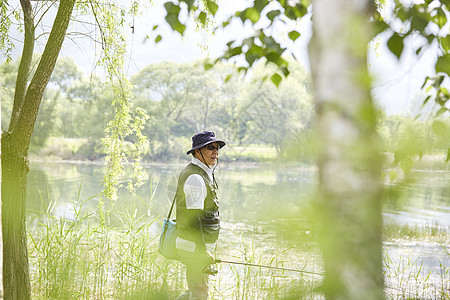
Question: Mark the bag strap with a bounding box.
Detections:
[167,195,176,219]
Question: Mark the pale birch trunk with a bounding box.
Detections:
[309,0,385,299]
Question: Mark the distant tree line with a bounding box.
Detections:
[0,56,447,163]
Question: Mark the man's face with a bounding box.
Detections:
[196,142,219,166]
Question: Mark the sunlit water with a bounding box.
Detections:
[26,161,449,298]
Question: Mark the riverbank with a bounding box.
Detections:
[30,137,448,170]
[30,137,284,163]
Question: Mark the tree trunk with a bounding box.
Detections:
[309,0,385,299]
[1,135,31,300]
[2,1,76,298]
[0,97,4,300]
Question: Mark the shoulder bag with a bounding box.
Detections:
[158,196,179,260]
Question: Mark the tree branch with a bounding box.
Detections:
[9,0,35,132]
[88,0,107,49]
[13,0,76,156]
[34,0,59,28]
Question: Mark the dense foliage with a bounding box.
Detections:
[1,57,315,161]
[1,56,447,164]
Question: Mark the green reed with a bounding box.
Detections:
[383,222,449,242]
[27,190,448,299]
[27,191,320,299]
[27,189,185,299]
[383,247,450,300]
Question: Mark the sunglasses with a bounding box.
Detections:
[206,145,219,151]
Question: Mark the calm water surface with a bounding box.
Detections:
[26,161,450,228]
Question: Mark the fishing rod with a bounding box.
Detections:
[214,259,324,276]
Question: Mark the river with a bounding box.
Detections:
[26,160,450,298]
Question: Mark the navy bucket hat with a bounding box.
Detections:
[187,131,226,155]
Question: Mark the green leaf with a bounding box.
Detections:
[421,95,431,108]
[410,13,428,33]
[261,34,282,52]
[433,7,447,28]
[288,30,301,41]
[199,11,207,25]
[440,36,450,53]
[436,93,448,106]
[387,32,404,59]
[237,66,248,73]
[254,0,269,13]
[295,3,308,17]
[245,44,263,66]
[224,74,233,82]
[400,157,413,174]
[285,3,308,20]
[432,120,447,137]
[152,25,159,31]
[266,10,281,22]
[446,148,450,164]
[164,2,186,35]
[239,8,260,24]
[246,7,260,24]
[242,37,254,48]
[164,2,179,14]
[266,52,281,64]
[285,5,297,20]
[271,73,282,87]
[421,76,431,89]
[436,54,450,76]
[206,0,218,16]
[224,46,243,59]
[415,46,423,55]
[442,0,450,9]
[204,62,213,70]
[435,75,445,87]
[281,65,290,77]
[155,35,162,43]
[165,15,186,34]
[184,0,195,10]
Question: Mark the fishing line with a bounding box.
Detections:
[215,259,324,276]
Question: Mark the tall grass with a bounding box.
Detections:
[383,222,449,242]
[28,191,185,299]
[27,192,321,299]
[384,249,450,300]
[27,192,449,299]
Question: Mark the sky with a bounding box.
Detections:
[5,0,441,116]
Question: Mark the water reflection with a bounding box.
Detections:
[383,169,450,227]
[26,161,450,229]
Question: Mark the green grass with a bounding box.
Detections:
[384,249,450,300]
[217,144,278,162]
[28,193,319,299]
[28,195,185,299]
[32,138,280,163]
[27,193,449,299]
[383,222,450,243]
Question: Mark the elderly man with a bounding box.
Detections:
[176,131,226,300]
